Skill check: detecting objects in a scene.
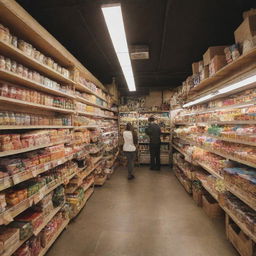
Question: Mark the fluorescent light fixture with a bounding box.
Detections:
[183,74,256,108]
[101,3,136,91]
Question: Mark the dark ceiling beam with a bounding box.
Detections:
[75,6,114,73]
[157,0,173,71]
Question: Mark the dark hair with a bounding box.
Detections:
[125,122,138,145]
[148,116,155,122]
[126,122,133,131]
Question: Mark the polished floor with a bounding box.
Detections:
[47,166,238,256]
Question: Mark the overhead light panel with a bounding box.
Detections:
[183,74,256,108]
[101,3,136,91]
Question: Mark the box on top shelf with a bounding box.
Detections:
[234,15,256,45]
[243,9,256,20]
[192,62,199,74]
[200,65,209,81]
[209,55,227,76]
[203,46,227,66]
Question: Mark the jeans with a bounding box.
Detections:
[125,151,136,177]
[149,143,160,169]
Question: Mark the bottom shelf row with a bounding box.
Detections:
[173,164,256,256]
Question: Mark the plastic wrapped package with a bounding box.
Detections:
[13,242,31,256]
[28,235,41,256]
[16,210,44,232]
[9,221,33,241]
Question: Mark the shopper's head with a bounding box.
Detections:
[126,122,133,131]
[148,116,155,123]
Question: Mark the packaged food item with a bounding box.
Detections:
[0,55,5,69]
[0,227,19,253]
[16,211,44,231]
[0,24,9,42]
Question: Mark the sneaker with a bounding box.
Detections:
[128,175,135,180]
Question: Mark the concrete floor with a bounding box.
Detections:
[47,167,238,256]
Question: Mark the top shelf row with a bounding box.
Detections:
[0,0,114,101]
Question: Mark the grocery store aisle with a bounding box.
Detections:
[46,166,238,256]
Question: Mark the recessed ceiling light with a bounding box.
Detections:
[101,3,136,92]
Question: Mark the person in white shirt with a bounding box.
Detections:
[123,122,138,180]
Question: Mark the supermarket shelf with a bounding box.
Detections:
[92,155,103,165]
[180,100,256,117]
[204,134,256,147]
[177,136,256,169]
[0,140,69,158]
[0,96,75,114]
[196,161,223,180]
[74,125,98,130]
[175,120,256,126]
[38,219,69,256]
[34,205,64,236]
[171,143,194,164]
[173,162,193,180]
[90,146,104,154]
[0,40,75,84]
[201,182,219,201]
[77,110,117,120]
[76,96,117,113]
[225,184,256,212]
[95,175,107,186]
[0,154,74,192]
[0,171,76,225]
[189,46,256,95]
[76,82,107,102]
[222,206,256,243]
[0,125,74,130]
[174,169,192,194]
[82,179,94,192]
[102,131,118,135]
[72,188,94,218]
[0,69,75,99]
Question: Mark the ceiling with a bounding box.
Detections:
[17,0,256,95]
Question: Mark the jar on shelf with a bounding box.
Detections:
[11,60,17,73]
[17,64,23,76]
[0,56,5,69]
[46,57,54,68]
[28,70,33,80]
[11,36,18,48]
[39,53,45,63]
[18,40,26,52]
[23,67,28,78]
[5,58,11,71]
[57,65,62,74]
[0,24,9,42]
[34,50,40,61]
[26,43,33,56]
[53,62,58,71]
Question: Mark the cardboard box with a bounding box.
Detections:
[243,9,256,20]
[235,15,256,44]
[0,227,19,252]
[209,55,227,76]
[198,60,204,73]
[192,186,203,207]
[192,62,199,74]
[202,194,223,218]
[203,46,227,65]
[227,222,255,256]
[200,65,209,81]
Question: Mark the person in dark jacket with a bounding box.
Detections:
[145,116,161,170]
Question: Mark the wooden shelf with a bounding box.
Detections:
[196,161,223,180]
[180,100,256,117]
[0,140,69,157]
[189,47,256,95]
[102,131,118,135]
[95,175,107,186]
[203,134,256,147]
[92,156,103,165]
[225,184,256,212]
[0,171,76,225]
[0,68,75,99]
[175,120,256,126]
[34,204,64,236]
[71,187,94,218]
[222,206,256,243]
[90,146,104,154]
[178,137,256,169]
[201,182,219,201]
[76,96,115,112]
[0,40,75,84]
[0,125,73,130]
[38,219,69,256]
[0,96,75,114]
[74,125,98,130]
[171,143,194,164]
[76,82,107,102]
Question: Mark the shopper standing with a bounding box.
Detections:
[145,116,161,170]
[123,122,138,180]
